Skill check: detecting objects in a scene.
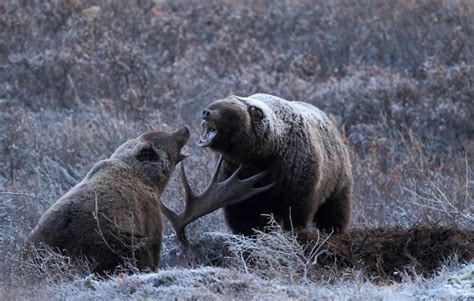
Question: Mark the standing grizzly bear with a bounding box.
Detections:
[27,127,190,272]
[198,94,352,235]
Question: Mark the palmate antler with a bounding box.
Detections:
[161,156,274,247]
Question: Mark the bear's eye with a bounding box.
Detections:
[136,147,159,162]
[248,106,263,121]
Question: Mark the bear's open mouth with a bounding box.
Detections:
[198,120,217,147]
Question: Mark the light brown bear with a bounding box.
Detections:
[27,127,190,272]
[198,94,352,235]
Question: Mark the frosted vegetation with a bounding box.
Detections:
[0,0,472,299]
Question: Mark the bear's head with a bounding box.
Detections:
[198,95,279,162]
[111,126,190,188]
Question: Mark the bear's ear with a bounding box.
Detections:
[136,146,159,162]
[248,106,264,121]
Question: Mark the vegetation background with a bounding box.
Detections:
[0,0,473,299]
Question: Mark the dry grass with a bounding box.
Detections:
[1,0,473,299]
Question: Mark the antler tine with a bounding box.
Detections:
[180,160,196,201]
[213,155,225,181]
[197,155,224,197]
[160,160,196,248]
[161,158,210,248]
[160,202,189,247]
[222,164,243,185]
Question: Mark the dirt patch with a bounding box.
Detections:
[300,225,473,281]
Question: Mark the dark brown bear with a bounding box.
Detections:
[198,94,352,235]
[27,127,190,272]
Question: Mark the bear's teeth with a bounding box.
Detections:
[198,122,217,147]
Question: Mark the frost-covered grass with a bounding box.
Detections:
[3,261,473,300]
[1,0,473,299]
[51,263,474,300]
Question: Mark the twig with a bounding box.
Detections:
[67,74,82,106]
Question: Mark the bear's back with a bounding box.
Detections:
[248,93,329,126]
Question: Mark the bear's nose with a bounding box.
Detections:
[201,109,211,119]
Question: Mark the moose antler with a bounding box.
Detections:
[161,156,274,247]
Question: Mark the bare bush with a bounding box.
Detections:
[224,216,332,283]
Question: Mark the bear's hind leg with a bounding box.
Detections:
[313,184,351,233]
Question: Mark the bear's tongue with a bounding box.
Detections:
[198,121,217,147]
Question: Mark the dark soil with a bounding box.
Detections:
[300,225,473,281]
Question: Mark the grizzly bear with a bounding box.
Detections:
[198,94,352,235]
[26,127,190,272]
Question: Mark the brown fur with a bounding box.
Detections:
[199,94,352,235]
[26,128,190,272]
